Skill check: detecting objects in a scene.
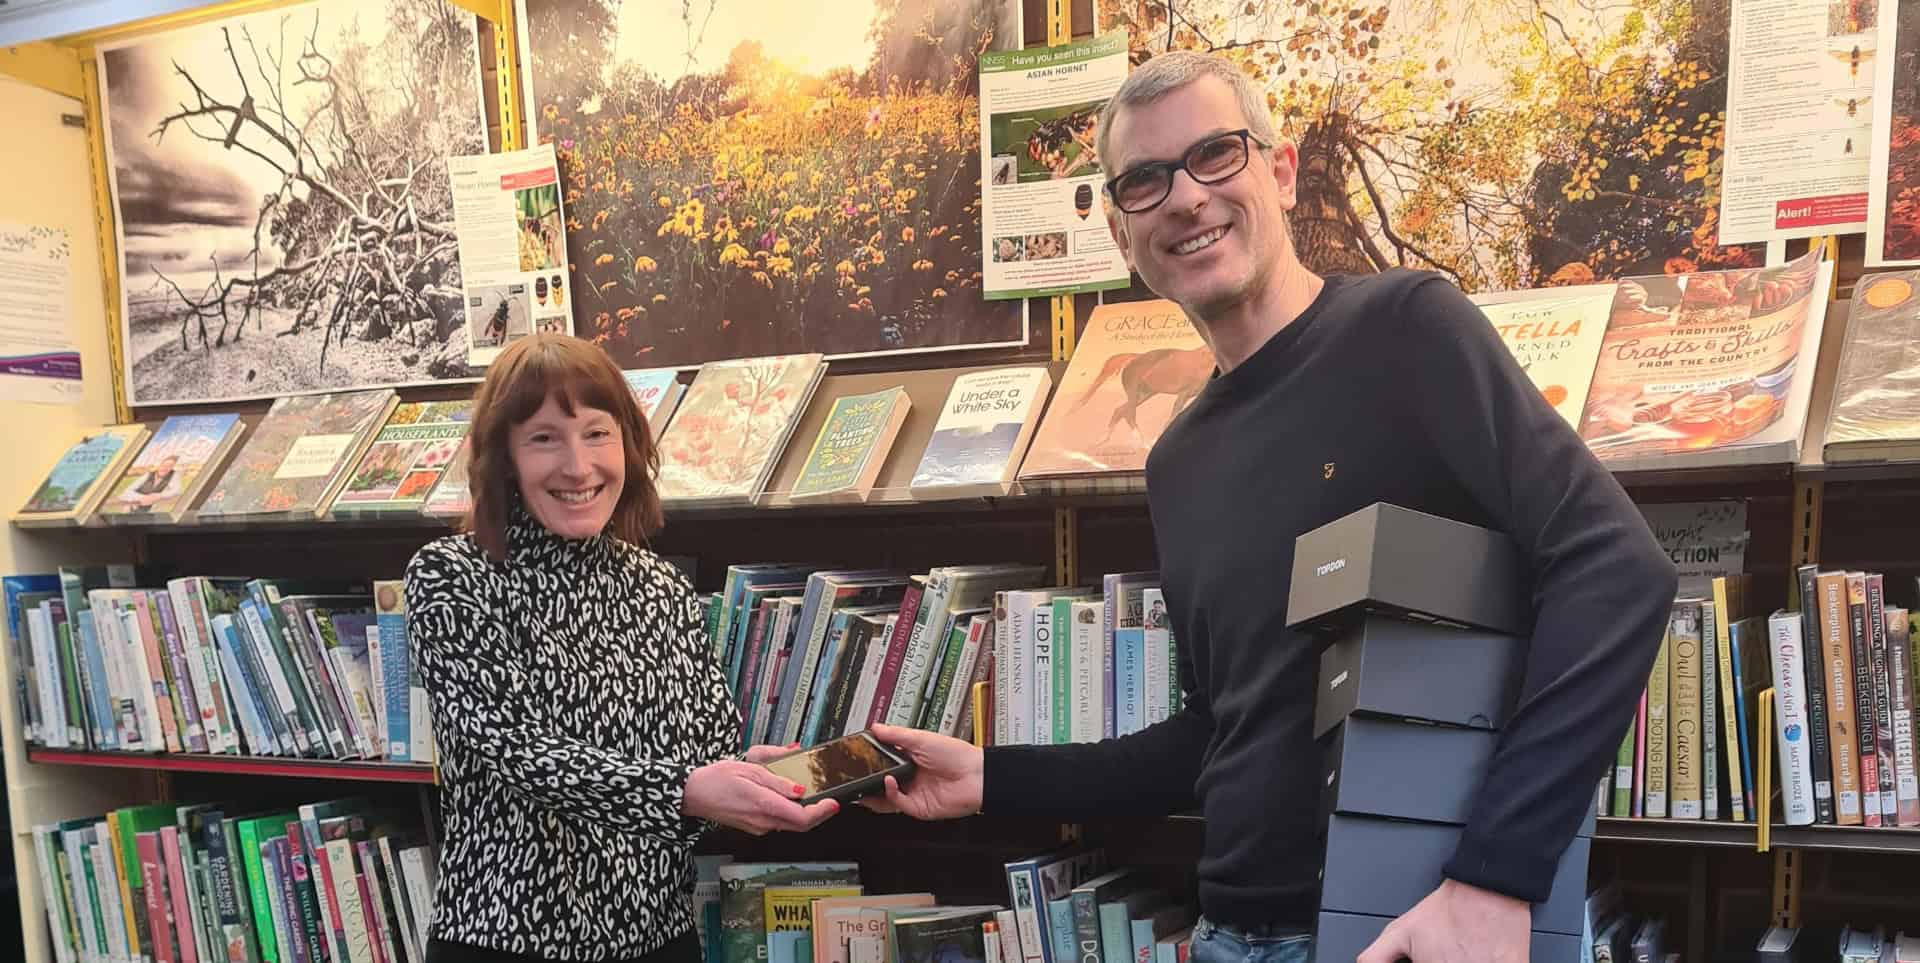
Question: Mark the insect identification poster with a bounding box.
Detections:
[449,143,575,366]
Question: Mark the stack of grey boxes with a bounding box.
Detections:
[1285,503,1592,962]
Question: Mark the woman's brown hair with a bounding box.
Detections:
[465,333,664,560]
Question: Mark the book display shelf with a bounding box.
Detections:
[7,0,1920,961]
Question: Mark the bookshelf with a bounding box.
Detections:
[24,748,437,785]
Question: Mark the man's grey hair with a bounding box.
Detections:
[1096,51,1280,172]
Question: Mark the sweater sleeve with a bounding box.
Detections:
[671,571,746,771]
[981,596,1212,820]
[405,542,712,843]
[1395,276,1678,903]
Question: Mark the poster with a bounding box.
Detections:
[1868,0,1920,265]
[450,144,574,365]
[98,0,489,407]
[1099,0,1764,292]
[978,32,1131,299]
[1576,250,1828,461]
[0,222,82,405]
[1717,0,1878,243]
[1638,501,1751,597]
[516,0,1028,368]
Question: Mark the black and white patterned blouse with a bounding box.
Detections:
[405,504,741,960]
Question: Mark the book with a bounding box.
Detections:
[329,401,473,519]
[1869,575,1900,822]
[909,367,1052,498]
[1576,251,1832,470]
[1019,299,1209,483]
[656,354,828,506]
[1473,287,1613,428]
[1795,564,1837,824]
[1769,610,1817,826]
[1823,270,1920,462]
[1668,599,1703,819]
[97,414,245,525]
[421,438,474,520]
[1889,607,1920,825]
[1849,572,1882,826]
[197,389,399,521]
[622,367,688,431]
[1818,571,1865,825]
[17,424,150,525]
[1645,626,1671,818]
[788,387,912,503]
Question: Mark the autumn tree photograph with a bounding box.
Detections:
[520,0,1030,369]
[1104,0,1764,294]
[1876,0,1920,263]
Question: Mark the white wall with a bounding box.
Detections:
[0,72,146,963]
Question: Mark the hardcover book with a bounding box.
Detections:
[17,424,151,525]
[197,389,399,521]
[96,414,245,525]
[911,367,1051,498]
[622,367,688,432]
[329,401,473,519]
[655,354,827,507]
[788,387,912,503]
[1474,288,1613,429]
[421,438,473,520]
[1825,270,1920,463]
[1577,250,1832,469]
[1019,299,1208,482]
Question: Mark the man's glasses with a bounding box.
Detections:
[1103,129,1269,214]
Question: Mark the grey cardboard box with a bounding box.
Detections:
[1319,814,1590,935]
[1310,911,1582,962]
[1318,716,1598,838]
[1313,616,1524,737]
[1287,502,1529,636]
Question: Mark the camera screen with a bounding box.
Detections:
[763,733,897,796]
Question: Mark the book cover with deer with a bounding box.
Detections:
[1019,299,1210,480]
[1475,288,1612,429]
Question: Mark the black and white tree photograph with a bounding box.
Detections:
[100,0,489,406]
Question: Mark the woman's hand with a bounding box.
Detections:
[683,746,839,835]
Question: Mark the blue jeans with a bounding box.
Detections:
[1188,916,1311,963]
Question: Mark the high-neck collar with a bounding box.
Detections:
[504,500,616,568]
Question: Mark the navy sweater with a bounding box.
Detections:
[981,270,1677,925]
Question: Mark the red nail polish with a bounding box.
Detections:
[791,784,805,796]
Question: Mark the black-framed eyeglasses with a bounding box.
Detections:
[1103,129,1270,214]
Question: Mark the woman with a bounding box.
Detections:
[406,334,838,963]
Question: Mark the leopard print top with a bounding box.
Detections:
[405,505,740,959]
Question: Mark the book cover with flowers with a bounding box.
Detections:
[97,413,246,524]
[788,387,912,502]
[422,438,474,520]
[197,389,399,520]
[330,401,475,518]
[655,354,827,506]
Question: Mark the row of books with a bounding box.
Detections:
[1757,925,1920,961]
[1601,567,1920,829]
[4,567,434,762]
[31,797,435,963]
[707,846,1191,963]
[705,563,1181,749]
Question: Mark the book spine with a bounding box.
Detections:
[940,619,990,736]
[994,592,1013,748]
[133,595,184,755]
[1769,611,1817,825]
[1632,689,1647,818]
[49,595,90,747]
[1700,599,1719,821]
[151,596,207,754]
[1030,601,1056,747]
[240,603,305,756]
[375,600,410,762]
[1712,588,1745,821]
[246,586,327,756]
[844,616,895,735]
[884,573,951,728]
[1645,628,1670,819]
[1848,574,1881,826]
[1612,720,1634,817]
[1142,588,1170,728]
[1070,608,1099,744]
[1006,593,1033,745]
[1889,610,1920,826]
[1870,575,1898,822]
[1797,565,1836,823]
[1669,602,1702,819]
[1051,599,1073,745]
[1818,572,1863,824]
[1100,577,1118,743]
[864,583,924,727]
[177,581,237,755]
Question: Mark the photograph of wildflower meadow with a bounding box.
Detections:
[518,0,1029,369]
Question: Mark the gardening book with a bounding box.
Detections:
[1824,270,1920,463]
[787,387,912,503]
[622,367,688,431]
[655,354,827,507]
[329,401,474,519]
[197,389,399,521]
[421,438,473,520]
[910,367,1051,499]
[16,424,150,526]
[96,414,245,525]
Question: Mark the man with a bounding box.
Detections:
[866,50,1675,962]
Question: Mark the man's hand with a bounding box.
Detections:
[857,723,983,820]
[1355,879,1530,963]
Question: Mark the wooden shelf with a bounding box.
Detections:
[27,747,436,784]
[1593,816,1760,848]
